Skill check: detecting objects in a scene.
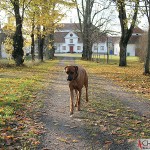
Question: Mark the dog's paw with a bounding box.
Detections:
[70,112,73,115]
[77,108,80,111]
[70,114,73,118]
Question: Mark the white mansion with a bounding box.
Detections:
[54,23,108,54]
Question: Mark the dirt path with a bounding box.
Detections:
[37,56,150,150]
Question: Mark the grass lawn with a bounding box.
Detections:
[0,59,59,149]
[75,55,149,99]
[0,54,149,148]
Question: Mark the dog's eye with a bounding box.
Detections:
[66,71,69,74]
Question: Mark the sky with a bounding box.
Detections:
[0,7,148,32]
[61,7,148,33]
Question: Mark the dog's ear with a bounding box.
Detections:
[64,66,68,72]
[74,66,78,73]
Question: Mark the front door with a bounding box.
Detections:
[70,46,74,53]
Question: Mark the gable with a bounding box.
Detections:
[64,31,78,39]
[54,31,83,43]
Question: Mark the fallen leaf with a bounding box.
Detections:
[57,138,69,144]
[72,140,79,143]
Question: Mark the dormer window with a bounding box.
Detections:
[70,33,73,37]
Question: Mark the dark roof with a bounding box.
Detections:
[111,36,120,43]
[128,35,141,44]
[96,35,107,43]
[55,23,112,43]
[133,27,144,34]
[54,32,67,43]
[54,31,107,43]
[111,35,141,44]
[111,27,143,44]
[54,31,83,43]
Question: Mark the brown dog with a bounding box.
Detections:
[64,65,88,115]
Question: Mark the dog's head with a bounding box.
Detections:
[64,66,78,81]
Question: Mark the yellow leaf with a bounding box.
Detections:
[72,140,78,143]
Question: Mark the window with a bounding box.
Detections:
[62,46,66,50]
[70,39,73,43]
[100,46,104,51]
[77,46,81,50]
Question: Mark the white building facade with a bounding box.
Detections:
[113,27,144,56]
[54,23,108,54]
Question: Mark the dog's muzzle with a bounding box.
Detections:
[67,76,73,81]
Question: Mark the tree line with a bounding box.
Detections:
[74,0,150,74]
[0,0,74,65]
[0,0,150,74]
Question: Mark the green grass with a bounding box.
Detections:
[0,54,147,148]
[0,59,59,148]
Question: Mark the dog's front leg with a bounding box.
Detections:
[77,89,81,111]
[70,89,74,115]
[75,89,79,107]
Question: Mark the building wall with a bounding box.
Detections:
[55,43,83,53]
[127,44,136,56]
[114,43,120,55]
[113,43,136,56]
[55,31,84,53]
[55,31,108,54]
[92,43,107,53]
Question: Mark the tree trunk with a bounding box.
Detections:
[37,35,44,62]
[0,41,2,58]
[81,0,93,60]
[119,38,127,66]
[82,38,87,59]
[117,0,139,67]
[31,15,35,61]
[12,0,24,66]
[37,26,45,62]
[31,32,35,61]
[144,26,150,74]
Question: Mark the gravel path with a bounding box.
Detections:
[37,56,150,150]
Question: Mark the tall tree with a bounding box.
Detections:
[26,0,74,61]
[74,0,112,60]
[0,0,32,65]
[113,0,139,66]
[11,0,24,65]
[142,0,150,74]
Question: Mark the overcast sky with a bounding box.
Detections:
[61,7,148,33]
[0,7,148,32]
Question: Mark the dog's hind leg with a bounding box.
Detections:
[84,73,88,102]
[85,87,88,102]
